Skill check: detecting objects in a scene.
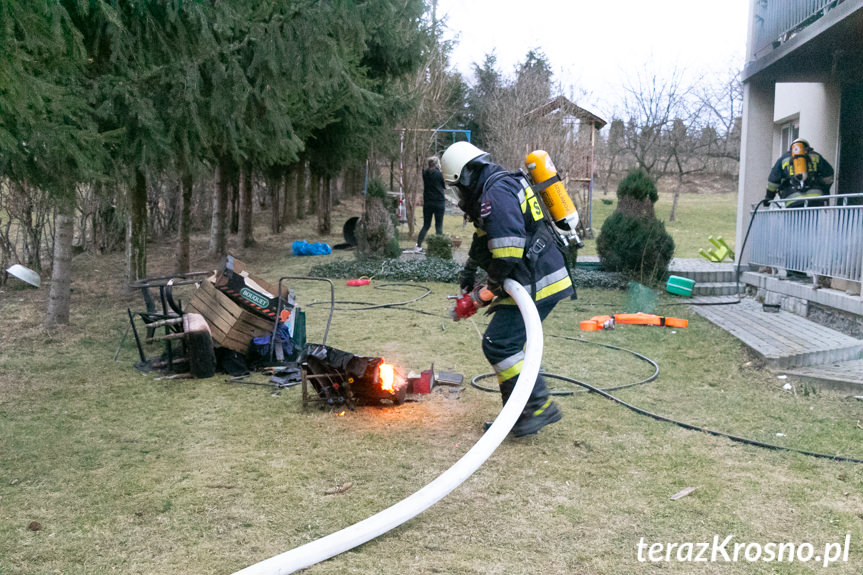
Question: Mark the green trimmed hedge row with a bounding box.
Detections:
[310,256,628,290]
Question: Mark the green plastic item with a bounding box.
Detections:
[698,235,735,262]
[666,275,696,297]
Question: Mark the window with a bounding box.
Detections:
[780,119,799,152]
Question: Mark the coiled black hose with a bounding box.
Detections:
[309,278,863,464]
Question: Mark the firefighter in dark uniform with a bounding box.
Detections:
[440,141,573,437]
[763,138,834,208]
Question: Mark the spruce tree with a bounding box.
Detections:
[596,169,675,283]
[0,1,104,326]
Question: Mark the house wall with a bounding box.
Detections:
[736,80,842,265]
[773,83,841,166]
[736,78,775,265]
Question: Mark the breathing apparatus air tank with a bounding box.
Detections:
[524,150,583,247]
[790,140,808,187]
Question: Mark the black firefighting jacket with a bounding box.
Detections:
[765,150,834,206]
[465,164,573,306]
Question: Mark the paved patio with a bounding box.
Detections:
[578,257,863,390]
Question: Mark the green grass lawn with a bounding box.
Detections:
[436,185,738,259]
[583,187,738,258]
[2,189,862,575]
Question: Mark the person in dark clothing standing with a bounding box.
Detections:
[409,156,447,253]
[441,141,572,437]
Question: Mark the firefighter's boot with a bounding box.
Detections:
[483,374,562,436]
[511,374,562,437]
[511,399,562,437]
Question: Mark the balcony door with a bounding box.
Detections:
[838,84,863,201]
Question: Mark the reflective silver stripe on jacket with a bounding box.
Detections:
[534,267,570,293]
[488,236,526,250]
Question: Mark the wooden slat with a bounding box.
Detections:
[188,279,274,353]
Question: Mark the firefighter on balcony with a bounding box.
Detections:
[763,138,834,208]
[441,141,572,437]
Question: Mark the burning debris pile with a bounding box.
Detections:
[124,257,460,409]
[303,344,406,409]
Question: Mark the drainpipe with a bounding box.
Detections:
[233,278,544,575]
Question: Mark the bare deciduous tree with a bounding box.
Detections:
[395,32,467,239]
[608,68,745,221]
[478,52,600,235]
[698,65,744,177]
[619,70,694,179]
[600,65,742,211]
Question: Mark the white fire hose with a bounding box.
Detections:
[234,279,543,575]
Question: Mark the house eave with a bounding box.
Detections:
[742,1,863,84]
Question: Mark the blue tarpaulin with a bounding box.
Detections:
[291,240,332,256]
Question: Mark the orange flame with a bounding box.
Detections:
[379,363,395,392]
[338,410,346,417]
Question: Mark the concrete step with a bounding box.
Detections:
[692,282,740,297]
[668,259,736,284]
[785,360,863,393]
[576,257,738,284]
[691,298,863,369]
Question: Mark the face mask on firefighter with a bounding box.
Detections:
[452,159,487,215]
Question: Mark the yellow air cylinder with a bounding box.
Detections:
[791,141,808,181]
[525,150,579,232]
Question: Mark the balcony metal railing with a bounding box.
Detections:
[751,0,842,58]
[748,193,863,284]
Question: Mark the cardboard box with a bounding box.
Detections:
[189,280,274,353]
[213,255,286,320]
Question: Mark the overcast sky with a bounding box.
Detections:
[435,0,750,120]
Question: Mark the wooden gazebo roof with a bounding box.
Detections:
[526,96,607,130]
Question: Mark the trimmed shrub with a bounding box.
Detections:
[596,169,674,284]
[616,168,658,220]
[425,234,452,260]
[356,179,397,258]
[366,178,387,199]
[617,168,658,203]
[597,212,675,284]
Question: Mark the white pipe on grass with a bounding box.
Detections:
[234,279,543,575]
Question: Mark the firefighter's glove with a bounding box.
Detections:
[485,278,506,298]
[459,266,476,294]
[759,198,772,208]
[470,285,495,309]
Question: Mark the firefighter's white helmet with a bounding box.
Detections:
[440,141,488,186]
[791,138,811,152]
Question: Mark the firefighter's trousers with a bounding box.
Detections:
[481,299,557,414]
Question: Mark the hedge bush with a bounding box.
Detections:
[309,256,629,290]
[596,169,674,284]
[596,211,675,284]
[309,257,462,283]
[425,234,452,260]
[571,267,629,290]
